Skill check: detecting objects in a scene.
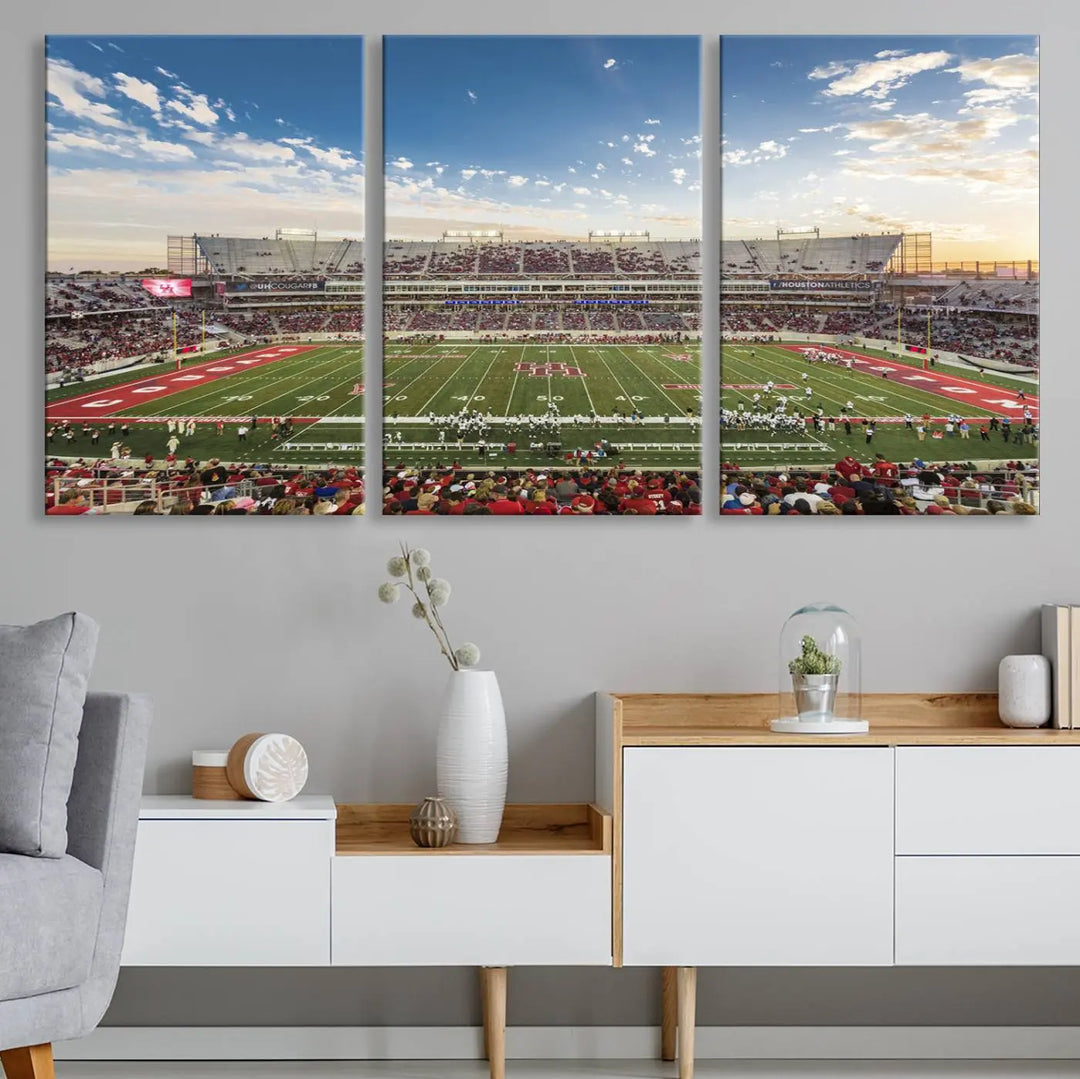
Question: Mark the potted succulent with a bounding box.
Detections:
[788,634,843,720]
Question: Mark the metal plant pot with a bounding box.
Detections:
[792,672,839,720]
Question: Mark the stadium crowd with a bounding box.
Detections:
[722,303,1038,366]
[45,458,366,516]
[720,456,1037,515]
[380,467,703,515]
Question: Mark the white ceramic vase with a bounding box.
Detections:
[435,669,507,843]
[998,654,1051,728]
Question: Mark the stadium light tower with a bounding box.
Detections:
[443,230,503,242]
[777,226,819,241]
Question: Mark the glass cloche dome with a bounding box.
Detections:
[773,602,865,734]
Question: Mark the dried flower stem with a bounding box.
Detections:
[400,542,459,670]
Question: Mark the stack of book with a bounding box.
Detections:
[1041,605,1080,728]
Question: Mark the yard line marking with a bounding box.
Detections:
[416,347,484,415]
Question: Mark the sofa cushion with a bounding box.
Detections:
[0,853,103,1000]
[0,613,100,857]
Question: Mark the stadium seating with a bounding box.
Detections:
[934,279,1039,313]
[721,234,902,277]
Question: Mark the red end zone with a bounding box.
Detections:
[782,346,1039,418]
[46,346,318,421]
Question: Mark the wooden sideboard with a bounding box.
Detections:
[122,796,611,1079]
[120,694,1080,1079]
[596,692,1080,1079]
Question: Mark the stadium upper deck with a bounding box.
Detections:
[722,234,902,278]
[383,239,701,279]
[194,235,363,276]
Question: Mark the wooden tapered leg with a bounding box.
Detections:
[1,1044,56,1079]
[676,966,697,1079]
[482,966,507,1079]
[479,967,491,1061]
[660,966,678,1061]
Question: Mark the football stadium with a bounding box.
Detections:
[719,229,1039,515]
[45,230,365,514]
[380,231,703,515]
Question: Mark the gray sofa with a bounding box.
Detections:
[0,693,151,1078]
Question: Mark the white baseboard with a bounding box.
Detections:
[54,1026,1080,1061]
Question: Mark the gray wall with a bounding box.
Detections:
[10,0,1078,1031]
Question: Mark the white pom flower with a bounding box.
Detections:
[429,586,450,608]
[427,578,451,598]
[377,582,399,604]
[387,556,407,578]
[455,643,481,668]
[411,548,432,568]
[416,566,432,582]
[411,602,428,620]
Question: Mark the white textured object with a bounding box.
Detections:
[244,734,309,802]
[998,654,1052,727]
[436,669,507,843]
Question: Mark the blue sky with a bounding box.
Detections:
[721,36,1038,261]
[384,36,701,240]
[46,36,363,270]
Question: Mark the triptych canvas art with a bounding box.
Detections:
[45,35,1039,517]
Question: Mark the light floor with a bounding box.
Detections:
[54,1063,1080,1079]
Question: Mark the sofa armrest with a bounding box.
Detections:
[67,692,152,1010]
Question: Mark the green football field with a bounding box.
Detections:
[383,341,702,469]
[721,341,1039,471]
[46,343,364,468]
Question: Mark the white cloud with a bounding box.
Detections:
[808,60,851,81]
[466,89,478,104]
[274,117,286,126]
[572,185,591,195]
[299,142,358,170]
[88,42,104,52]
[868,101,896,112]
[507,174,528,187]
[225,107,236,122]
[390,156,413,170]
[819,51,954,100]
[595,162,606,171]
[113,73,161,115]
[644,118,661,125]
[533,179,550,187]
[184,131,216,146]
[216,132,295,162]
[722,139,788,167]
[621,134,630,142]
[875,49,909,59]
[620,157,633,166]
[603,58,617,70]
[155,66,178,79]
[166,87,219,126]
[48,130,114,154]
[135,134,197,162]
[632,141,656,157]
[671,167,687,185]
[460,169,477,181]
[47,58,125,129]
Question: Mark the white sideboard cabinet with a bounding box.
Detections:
[598,692,1080,1079]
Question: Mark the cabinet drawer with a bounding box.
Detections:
[332,855,611,966]
[122,819,332,966]
[896,856,1080,964]
[896,747,1080,854]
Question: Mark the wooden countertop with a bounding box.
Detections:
[602,693,1077,746]
[623,725,1080,746]
[336,803,612,856]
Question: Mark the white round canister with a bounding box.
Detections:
[998,654,1052,728]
